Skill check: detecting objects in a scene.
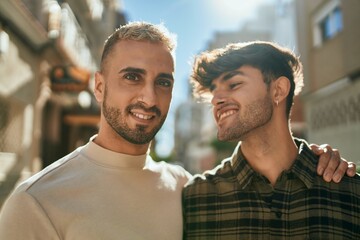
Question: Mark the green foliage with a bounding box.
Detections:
[150,149,174,163]
[210,138,238,152]
[210,138,238,165]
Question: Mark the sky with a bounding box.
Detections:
[120,0,275,157]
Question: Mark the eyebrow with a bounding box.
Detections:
[222,70,245,81]
[119,67,146,75]
[158,73,174,81]
[119,67,174,81]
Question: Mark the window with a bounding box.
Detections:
[313,0,343,47]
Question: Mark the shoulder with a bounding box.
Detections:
[313,173,360,195]
[13,146,83,195]
[162,161,193,179]
[338,173,360,187]
[184,157,233,191]
[147,157,192,184]
[0,184,60,238]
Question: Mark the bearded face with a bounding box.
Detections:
[217,93,273,142]
[102,86,167,145]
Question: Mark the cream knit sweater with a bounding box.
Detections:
[0,138,191,240]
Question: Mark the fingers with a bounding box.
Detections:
[346,162,356,177]
[311,143,356,183]
[322,147,340,182]
[330,159,348,183]
[309,143,320,151]
[312,144,331,176]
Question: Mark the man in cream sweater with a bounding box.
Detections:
[0,22,355,240]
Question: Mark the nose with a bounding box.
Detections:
[211,89,227,106]
[138,84,157,107]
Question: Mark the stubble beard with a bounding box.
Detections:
[102,88,166,145]
[217,94,273,142]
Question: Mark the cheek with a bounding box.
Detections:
[105,88,133,108]
[159,94,172,112]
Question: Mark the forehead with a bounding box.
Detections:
[212,65,263,84]
[105,40,175,72]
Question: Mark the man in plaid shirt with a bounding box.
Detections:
[183,41,360,239]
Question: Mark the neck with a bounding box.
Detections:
[240,122,298,186]
[94,126,150,156]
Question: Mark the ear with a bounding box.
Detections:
[94,71,105,103]
[272,76,290,105]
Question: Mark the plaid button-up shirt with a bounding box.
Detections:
[183,140,360,239]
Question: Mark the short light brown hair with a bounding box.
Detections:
[100,21,177,71]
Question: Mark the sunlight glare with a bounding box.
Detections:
[209,0,273,23]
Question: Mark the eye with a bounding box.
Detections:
[229,82,242,89]
[124,73,140,81]
[209,84,216,92]
[157,79,173,88]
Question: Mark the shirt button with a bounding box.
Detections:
[275,211,282,218]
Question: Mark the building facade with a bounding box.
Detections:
[296,0,360,164]
[0,0,126,206]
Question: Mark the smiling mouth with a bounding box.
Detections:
[131,111,155,120]
[218,110,237,121]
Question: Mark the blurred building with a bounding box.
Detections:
[295,0,360,163]
[0,0,126,206]
[174,99,216,173]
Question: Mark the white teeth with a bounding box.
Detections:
[132,112,153,120]
[219,110,236,120]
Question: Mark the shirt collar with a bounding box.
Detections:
[291,139,318,189]
[230,143,258,189]
[230,139,319,189]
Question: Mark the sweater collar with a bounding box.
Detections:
[80,135,148,169]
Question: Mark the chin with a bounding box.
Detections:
[217,133,226,142]
[217,130,242,142]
